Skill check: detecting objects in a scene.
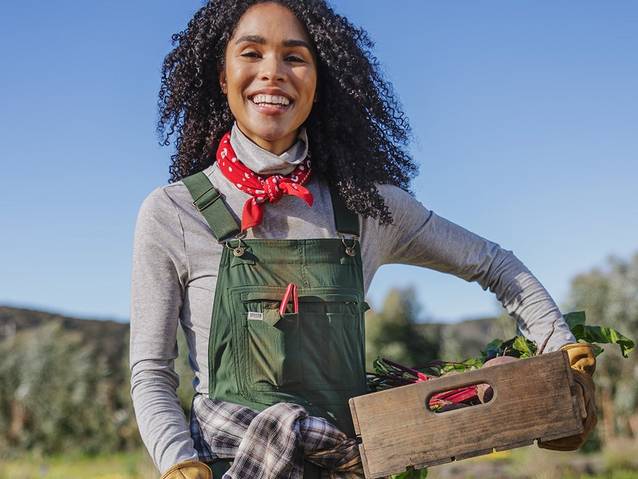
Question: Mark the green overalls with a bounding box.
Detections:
[183,171,368,477]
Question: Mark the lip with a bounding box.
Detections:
[250,102,291,116]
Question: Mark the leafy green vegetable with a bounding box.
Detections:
[482,339,503,360]
[573,325,634,358]
[392,468,428,479]
[564,311,634,358]
[564,311,587,329]
[484,335,537,359]
[511,336,536,358]
[479,311,634,360]
[439,357,483,374]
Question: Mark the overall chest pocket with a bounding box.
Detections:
[232,288,303,394]
[231,287,367,395]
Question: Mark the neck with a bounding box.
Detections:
[229,123,309,176]
[237,127,297,155]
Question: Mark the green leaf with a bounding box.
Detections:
[482,338,503,359]
[440,358,483,374]
[564,311,587,329]
[512,336,536,358]
[392,468,428,479]
[571,324,635,358]
[591,344,604,357]
[373,357,391,375]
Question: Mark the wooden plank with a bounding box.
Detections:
[349,351,583,478]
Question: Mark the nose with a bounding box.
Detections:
[259,54,286,82]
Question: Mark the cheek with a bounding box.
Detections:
[225,65,252,96]
[295,71,317,103]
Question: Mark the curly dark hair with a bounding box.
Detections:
[158,0,417,223]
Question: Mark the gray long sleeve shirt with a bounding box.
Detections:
[129,125,576,473]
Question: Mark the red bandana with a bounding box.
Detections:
[216,132,314,231]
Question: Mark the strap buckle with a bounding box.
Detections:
[340,234,359,257]
[224,233,247,256]
[191,186,221,211]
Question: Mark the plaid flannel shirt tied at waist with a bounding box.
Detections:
[190,394,364,479]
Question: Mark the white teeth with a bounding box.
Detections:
[251,94,291,106]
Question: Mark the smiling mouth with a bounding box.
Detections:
[250,93,292,106]
[248,94,294,113]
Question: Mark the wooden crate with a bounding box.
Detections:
[349,351,584,478]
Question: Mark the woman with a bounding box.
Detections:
[130,1,596,478]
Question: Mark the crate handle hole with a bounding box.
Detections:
[426,382,493,413]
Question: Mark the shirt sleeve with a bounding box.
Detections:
[129,187,199,473]
[367,184,576,352]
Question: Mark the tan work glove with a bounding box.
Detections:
[160,460,212,479]
[539,343,597,451]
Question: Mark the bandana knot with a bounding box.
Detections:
[263,175,284,203]
[216,132,314,231]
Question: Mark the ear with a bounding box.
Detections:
[219,69,228,95]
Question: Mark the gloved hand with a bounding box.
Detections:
[539,343,597,451]
[160,460,212,479]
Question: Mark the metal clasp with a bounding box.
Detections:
[340,234,358,257]
[224,233,247,257]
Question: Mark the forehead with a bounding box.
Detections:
[231,2,311,43]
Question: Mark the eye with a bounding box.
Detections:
[240,51,261,59]
[285,54,305,63]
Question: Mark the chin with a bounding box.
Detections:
[250,124,294,143]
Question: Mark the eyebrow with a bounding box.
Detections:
[234,34,311,50]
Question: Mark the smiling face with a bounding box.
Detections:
[220,2,318,155]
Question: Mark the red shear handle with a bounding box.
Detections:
[279,283,299,316]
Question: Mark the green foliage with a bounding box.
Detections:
[438,357,483,374]
[514,336,534,357]
[0,310,198,458]
[481,335,538,360]
[0,323,124,455]
[391,468,428,479]
[482,338,504,359]
[565,311,634,358]
[365,287,440,370]
[394,309,634,381]
[479,311,633,363]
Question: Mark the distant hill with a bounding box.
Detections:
[417,315,508,360]
[0,306,130,366]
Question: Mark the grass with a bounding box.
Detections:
[0,451,156,479]
[1,441,637,479]
[425,440,638,479]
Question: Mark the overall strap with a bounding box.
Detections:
[329,188,360,236]
[182,171,241,242]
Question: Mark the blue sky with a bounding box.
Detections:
[1,1,636,323]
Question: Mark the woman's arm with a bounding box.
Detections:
[130,188,199,473]
[366,184,576,351]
